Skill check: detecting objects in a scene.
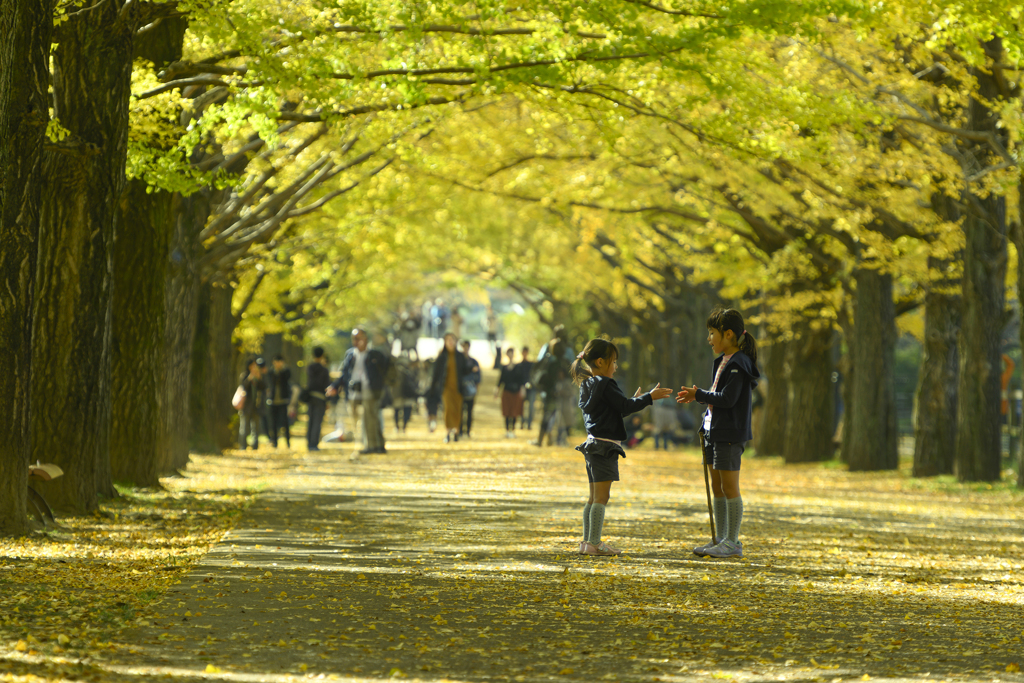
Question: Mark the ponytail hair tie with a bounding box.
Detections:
[576,352,585,359]
[742,330,747,336]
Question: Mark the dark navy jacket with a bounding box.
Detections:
[695,351,760,443]
[334,348,390,399]
[578,375,654,442]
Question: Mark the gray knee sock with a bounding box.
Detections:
[582,503,592,541]
[713,496,727,543]
[727,496,743,543]
[588,503,606,545]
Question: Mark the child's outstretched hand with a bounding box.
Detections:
[676,385,698,403]
[648,383,673,400]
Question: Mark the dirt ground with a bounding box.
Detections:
[5,384,1024,683]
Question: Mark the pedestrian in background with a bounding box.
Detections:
[497,347,524,438]
[305,347,331,452]
[460,340,482,438]
[237,357,266,450]
[330,328,391,455]
[266,354,294,448]
[518,346,536,430]
[430,332,468,443]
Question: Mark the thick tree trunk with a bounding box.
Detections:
[784,322,835,463]
[109,20,186,487]
[0,0,51,535]
[757,339,789,456]
[31,6,135,511]
[160,193,207,473]
[847,268,899,471]
[913,254,960,477]
[1019,185,1024,489]
[955,41,1009,483]
[110,183,172,487]
[190,283,240,453]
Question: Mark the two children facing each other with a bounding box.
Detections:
[571,308,759,559]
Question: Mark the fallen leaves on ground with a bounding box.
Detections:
[3,397,1023,683]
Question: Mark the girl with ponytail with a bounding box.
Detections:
[572,338,673,556]
[677,308,760,559]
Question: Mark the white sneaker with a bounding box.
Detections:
[705,539,743,558]
[693,539,722,557]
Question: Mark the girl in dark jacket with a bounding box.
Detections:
[571,339,673,556]
[677,308,760,559]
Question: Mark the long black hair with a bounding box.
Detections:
[569,338,619,386]
[707,308,757,364]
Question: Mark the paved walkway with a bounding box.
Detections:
[107,395,1023,683]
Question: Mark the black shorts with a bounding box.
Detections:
[576,438,624,483]
[702,440,744,471]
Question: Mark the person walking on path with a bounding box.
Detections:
[430,333,468,443]
[531,339,570,446]
[677,308,760,559]
[266,355,295,448]
[572,339,673,556]
[305,347,332,452]
[486,307,500,354]
[496,347,524,438]
[390,356,419,434]
[329,328,391,455]
[518,346,536,430]
[238,358,267,450]
[460,340,482,439]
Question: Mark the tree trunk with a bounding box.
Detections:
[160,193,207,473]
[757,338,789,456]
[190,283,241,453]
[109,19,186,487]
[0,0,51,535]
[1011,181,1019,489]
[913,253,960,477]
[31,6,135,511]
[955,40,1009,483]
[847,268,899,471]
[110,182,172,487]
[784,321,835,463]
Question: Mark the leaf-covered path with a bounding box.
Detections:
[101,395,1023,683]
[8,397,1024,683]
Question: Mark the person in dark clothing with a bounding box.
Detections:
[570,338,672,556]
[238,358,267,450]
[328,328,391,454]
[391,357,419,433]
[460,340,482,438]
[429,333,469,443]
[305,346,332,452]
[677,307,760,559]
[518,346,536,430]
[531,339,570,446]
[496,346,524,437]
[266,354,294,448]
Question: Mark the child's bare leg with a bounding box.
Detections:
[718,470,740,499]
[709,468,725,497]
